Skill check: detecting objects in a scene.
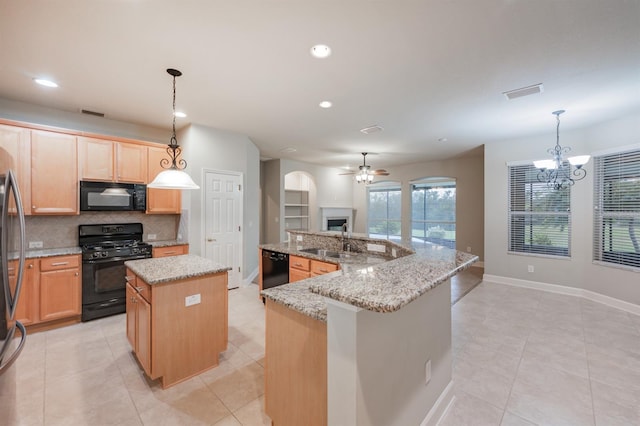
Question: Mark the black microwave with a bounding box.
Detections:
[80,181,146,212]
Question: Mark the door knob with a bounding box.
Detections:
[207,238,216,242]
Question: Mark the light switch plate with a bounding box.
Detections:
[148,234,157,240]
[29,241,43,249]
[367,243,386,253]
[185,294,201,307]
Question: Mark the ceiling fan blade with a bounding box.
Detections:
[371,169,389,175]
[339,171,356,175]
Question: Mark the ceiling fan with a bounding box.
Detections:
[340,152,389,183]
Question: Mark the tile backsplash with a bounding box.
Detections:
[25,212,179,249]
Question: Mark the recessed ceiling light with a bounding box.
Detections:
[319,101,332,108]
[310,44,331,58]
[174,111,187,118]
[438,137,448,142]
[33,78,58,88]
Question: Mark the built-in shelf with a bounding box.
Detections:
[285,190,309,232]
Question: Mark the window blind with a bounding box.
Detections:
[508,163,571,257]
[593,148,640,270]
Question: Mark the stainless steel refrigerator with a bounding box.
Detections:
[0,148,27,375]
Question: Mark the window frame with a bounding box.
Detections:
[507,162,571,258]
[592,147,640,271]
[410,179,456,248]
[367,184,402,241]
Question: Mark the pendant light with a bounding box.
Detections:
[148,68,199,190]
[533,110,589,190]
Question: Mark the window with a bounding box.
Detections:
[508,163,570,257]
[368,185,401,241]
[411,179,456,248]
[593,148,640,270]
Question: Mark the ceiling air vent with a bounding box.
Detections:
[81,109,105,118]
[502,83,544,100]
[360,125,384,134]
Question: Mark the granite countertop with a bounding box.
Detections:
[125,254,231,285]
[25,247,82,259]
[148,240,189,248]
[261,239,478,321]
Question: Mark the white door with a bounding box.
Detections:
[204,170,243,289]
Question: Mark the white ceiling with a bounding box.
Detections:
[1,1,639,170]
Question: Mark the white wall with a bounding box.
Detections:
[352,152,485,261]
[179,124,260,280]
[485,111,640,304]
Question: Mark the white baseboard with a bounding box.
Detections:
[420,381,456,426]
[483,274,640,317]
[243,267,259,286]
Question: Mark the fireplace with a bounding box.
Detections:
[321,207,353,232]
[327,218,348,231]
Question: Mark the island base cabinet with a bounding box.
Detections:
[265,299,327,426]
[126,268,229,389]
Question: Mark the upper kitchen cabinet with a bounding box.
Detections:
[30,130,78,215]
[78,137,148,183]
[146,145,181,214]
[0,124,31,213]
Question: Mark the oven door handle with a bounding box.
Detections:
[83,254,151,264]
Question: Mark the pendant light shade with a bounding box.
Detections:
[148,68,200,190]
[148,169,200,190]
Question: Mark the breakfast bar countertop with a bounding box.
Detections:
[261,239,478,320]
[125,254,231,285]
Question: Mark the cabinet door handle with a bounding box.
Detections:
[51,262,69,266]
[28,264,33,269]
[207,238,216,242]
[74,272,79,276]
[294,263,302,267]
[164,251,176,254]
[135,287,144,292]
[125,276,133,282]
[8,267,15,273]
[319,268,328,273]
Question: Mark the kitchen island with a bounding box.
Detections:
[261,231,477,426]
[125,254,230,389]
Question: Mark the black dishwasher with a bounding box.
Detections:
[262,250,289,290]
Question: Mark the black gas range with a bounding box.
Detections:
[79,223,152,321]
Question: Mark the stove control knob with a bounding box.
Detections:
[101,251,109,258]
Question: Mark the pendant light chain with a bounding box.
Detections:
[162,68,186,171]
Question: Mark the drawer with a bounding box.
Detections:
[127,274,151,303]
[289,268,311,283]
[152,245,188,258]
[40,255,80,271]
[310,260,339,275]
[289,255,310,271]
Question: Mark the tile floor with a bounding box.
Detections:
[2,270,639,425]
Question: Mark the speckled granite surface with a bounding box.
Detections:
[148,240,188,248]
[125,254,231,285]
[25,247,82,259]
[260,237,478,320]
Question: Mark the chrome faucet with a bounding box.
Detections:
[341,223,351,252]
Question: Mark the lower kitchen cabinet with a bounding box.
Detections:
[151,244,189,258]
[289,254,338,283]
[39,255,81,322]
[8,259,38,326]
[8,254,81,328]
[126,274,151,374]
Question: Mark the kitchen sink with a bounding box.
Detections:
[299,248,351,259]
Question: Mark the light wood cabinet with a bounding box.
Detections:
[152,244,189,258]
[78,137,147,183]
[39,255,81,322]
[30,130,78,215]
[289,254,338,282]
[8,259,39,326]
[0,124,31,214]
[146,145,182,214]
[126,278,151,374]
[311,259,339,276]
[125,267,228,388]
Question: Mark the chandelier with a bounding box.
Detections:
[533,110,590,190]
[339,152,389,184]
[148,68,199,190]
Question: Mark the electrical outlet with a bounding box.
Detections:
[466,246,472,253]
[391,248,397,257]
[148,234,157,240]
[185,294,201,307]
[29,241,43,249]
[425,360,431,384]
[528,265,534,273]
[367,243,386,253]
[296,235,303,241]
